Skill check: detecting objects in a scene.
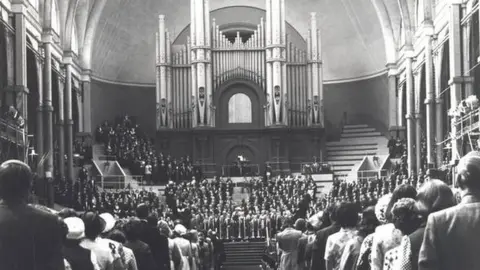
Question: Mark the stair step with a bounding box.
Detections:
[327,138,386,145]
[328,150,377,156]
[343,124,369,129]
[327,146,377,152]
[343,127,376,133]
[327,160,357,166]
[331,165,354,171]
[341,132,382,138]
[327,156,364,161]
[327,142,378,149]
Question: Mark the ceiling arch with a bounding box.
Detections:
[90,0,391,84]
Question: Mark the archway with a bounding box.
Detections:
[224,144,258,176]
[215,80,265,129]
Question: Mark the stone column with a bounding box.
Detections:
[405,50,415,176]
[56,76,65,180]
[414,70,422,172]
[265,0,273,126]
[35,53,44,175]
[449,0,463,165]
[42,31,54,178]
[64,54,74,182]
[81,71,92,133]
[434,47,444,167]
[397,83,404,128]
[12,1,28,139]
[386,64,398,136]
[425,36,435,167]
[462,11,474,97]
[4,26,15,108]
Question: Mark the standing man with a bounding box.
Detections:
[0,160,65,270]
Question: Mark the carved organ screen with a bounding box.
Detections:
[228,93,252,123]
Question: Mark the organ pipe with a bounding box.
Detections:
[157,0,317,130]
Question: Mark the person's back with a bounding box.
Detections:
[0,160,64,270]
[419,200,480,270]
[0,204,65,270]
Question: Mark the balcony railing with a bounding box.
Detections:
[0,118,26,146]
[95,175,126,189]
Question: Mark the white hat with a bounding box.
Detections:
[64,217,85,240]
[100,213,116,233]
[174,224,187,236]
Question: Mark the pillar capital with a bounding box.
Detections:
[63,51,74,65]
[80,70,92,82]
[405,114,415,119]
[11,1,28,13]
[435,97,444,104]
[404,47,415,58]
[415,113,422,119]
[41,30,55,44]
[424,98,435,105]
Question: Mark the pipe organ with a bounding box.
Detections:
[155,0,324,130]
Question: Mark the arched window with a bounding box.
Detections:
[228,93,252,123]
[72,23,79,55]
[51,0,60,34]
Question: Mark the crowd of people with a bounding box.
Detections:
[96,115,202,184]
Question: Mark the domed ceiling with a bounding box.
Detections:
[91,0,388,85]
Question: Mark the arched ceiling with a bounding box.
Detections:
[90,0,395,84]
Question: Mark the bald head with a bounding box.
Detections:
[457,151,480,191]
[0,160,33,205]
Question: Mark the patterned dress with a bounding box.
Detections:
[370,223,403,270]
[356,233,374,270]
[324,228,358,270]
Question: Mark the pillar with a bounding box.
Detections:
[34,54,44,175]
[434,47,444,166]
[64,54,74,182]
[462,8,474,97]
[42,31,54,178]
[81,71,92,133]
[56,76,65,180]
[4,26,15,108]
[265,0,273,126]
[12,1,28,156]
[449,0,463,164]
[386,64,399,135]
[414,70,422,172]
[425,36,435,167]
[405,50,416,176]
[397,83,404,128]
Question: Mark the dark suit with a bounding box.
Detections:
[310,224,340,270]
[139,223,170,270]
[125,240,157,270]
[408,226,425,270]
[0,204,65,270]
[419,196,480,270]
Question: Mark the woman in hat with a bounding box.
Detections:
[173,224,193,270]
[63,217,101,270]
[158,220,182,270]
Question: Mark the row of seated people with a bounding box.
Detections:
[96,115,202,184]
[301,159,333,174]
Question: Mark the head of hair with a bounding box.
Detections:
[282,217,294,229]
[375,194,392,224]
[135,204,149,219]
[416,179,456,219]
[358,206,380,236]
[336,202,360,228]
[386,184,417,223]
[0,160,33,205]
[391,198,421,235]
[107,229,127,244]
[327,202,339,223]
[146,214,158,227]
[294,218,307,232]
[456,151,480,191]
[124,218,143,241]
[82,212,105,240]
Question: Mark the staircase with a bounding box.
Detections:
[326,124,388,179]
[223,242,265,270]
[92,143,105,160]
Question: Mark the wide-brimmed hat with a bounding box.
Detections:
[100,213,116,233]
[64,217,85,240]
